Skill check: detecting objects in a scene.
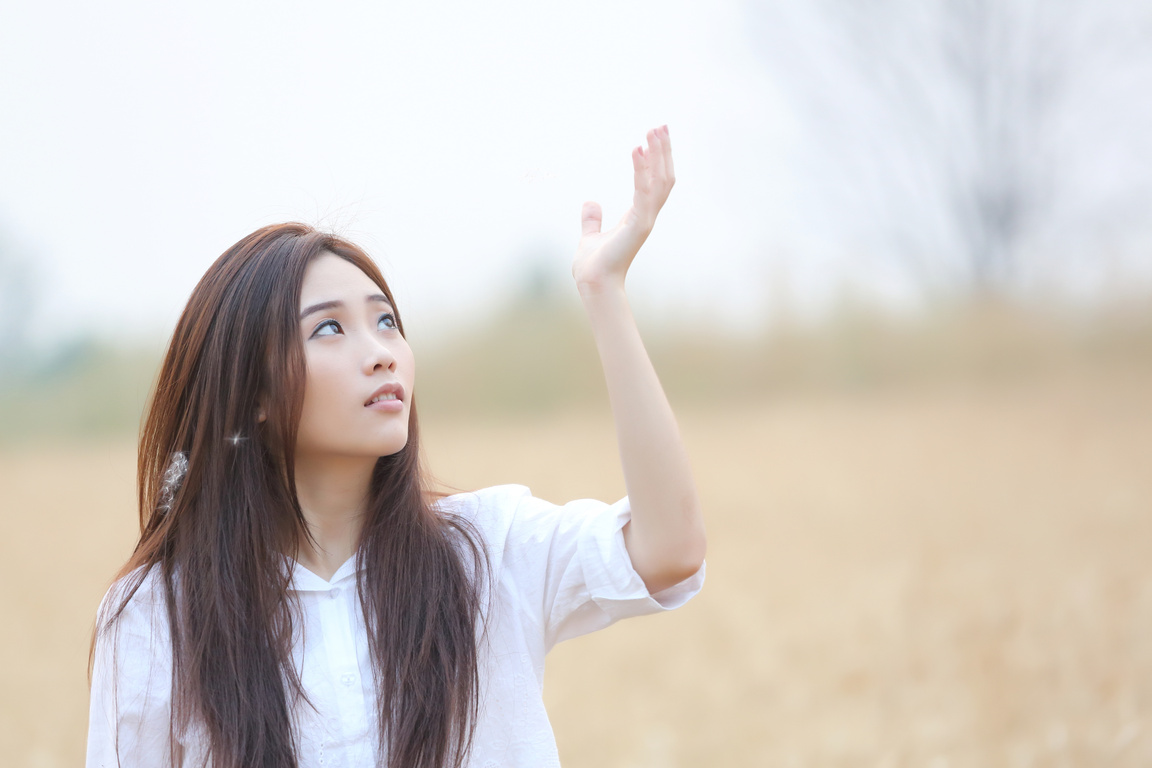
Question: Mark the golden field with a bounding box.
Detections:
[2,308,1151,767]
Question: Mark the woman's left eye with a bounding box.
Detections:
[378,313,397,330]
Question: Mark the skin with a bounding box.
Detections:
[573,124,707,593]
[283,125,707,591]
[286,254,415,580]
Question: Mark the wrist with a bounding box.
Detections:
[576,274,628,304]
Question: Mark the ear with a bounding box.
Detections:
[257,397,268,424]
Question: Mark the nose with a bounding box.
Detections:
[361,336,397,375]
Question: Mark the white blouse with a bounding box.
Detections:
[86,484,706,767]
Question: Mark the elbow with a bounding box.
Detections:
[628,501,707,593]
[661,528,708,586]
[643,548,705,595]
[683,506,708,572]
[679,534,708,579]
[671,504,707,578]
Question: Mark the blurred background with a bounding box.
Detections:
[2,0,1151,766]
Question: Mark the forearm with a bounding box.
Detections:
[579,280,706,594]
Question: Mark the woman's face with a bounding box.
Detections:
[293,252,415,461]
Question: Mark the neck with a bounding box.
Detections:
[292,452,377,582]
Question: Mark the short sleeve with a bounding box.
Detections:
[87,571,176,767]
[492,487,706,652]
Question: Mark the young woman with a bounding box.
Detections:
[87,125,706,768]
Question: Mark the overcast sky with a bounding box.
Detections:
[1,0,812,348]
[5,0,1150,352]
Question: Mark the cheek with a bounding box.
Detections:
[405,355,416,391]
[299,357,342,425]
[398,342,416,388]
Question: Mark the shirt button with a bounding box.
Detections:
[341,674,355,686]
[329,588,340,599]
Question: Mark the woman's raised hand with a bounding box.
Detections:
[572,125,675,294]
[568,125,705,595]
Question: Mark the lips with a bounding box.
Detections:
[364,382,405,406]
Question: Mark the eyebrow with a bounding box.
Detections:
[300,294,393,321]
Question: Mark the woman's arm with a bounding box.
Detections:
[572,125,707,595]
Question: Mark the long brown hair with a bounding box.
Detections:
[92,223,487,767]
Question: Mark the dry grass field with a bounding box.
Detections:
[1,360,1150,766]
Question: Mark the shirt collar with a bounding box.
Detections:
[287,551,362,592]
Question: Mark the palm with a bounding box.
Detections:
[572,125,676,290]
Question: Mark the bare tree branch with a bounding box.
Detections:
[744,0,1152,298]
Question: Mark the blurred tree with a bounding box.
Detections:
[746,0,1152,298]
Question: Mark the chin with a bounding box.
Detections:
[373,434,410,457]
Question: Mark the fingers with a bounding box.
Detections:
[581,201,603,236]
[637,125,674,198]
[589,127,673,236]
[662,125,674,181]
[647,127,667,185]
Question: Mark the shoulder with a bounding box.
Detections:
[433,485,635,570]
[90,564,176,709]
[95,564,171,642]
[432,484,535,541]
[433,483,535,515]
[431,484,617,544]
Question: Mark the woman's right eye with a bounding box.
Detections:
[312,320,341,337]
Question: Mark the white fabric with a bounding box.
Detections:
[86,484,706,767]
